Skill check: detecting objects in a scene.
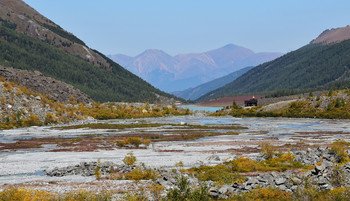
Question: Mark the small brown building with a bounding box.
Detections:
[244,96,258,107]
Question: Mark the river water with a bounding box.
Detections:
[180,105,223,112]
[1,116,350,186]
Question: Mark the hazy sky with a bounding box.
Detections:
[23,0,350,56]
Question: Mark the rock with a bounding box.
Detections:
[257,176,268,183]
[319,183,333,191]
[291,185,298,192]
[207,155,220,161]
[315,163,326,173]
[35,96,41,101]
[243,183,252,191]
[246,178,259,185]
[218,185,230,194]
[275,177,286,185]
[279,185,288,191]
[227,186,235,193]
[317,176,328,185]
[291,177,301,185]
[209,187,219,198]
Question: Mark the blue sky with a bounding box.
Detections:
[24,0,350,56]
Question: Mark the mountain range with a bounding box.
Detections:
[109,45,283,92]
[197,25,350,102]
[172,66,253,100]
[0,0,177,103]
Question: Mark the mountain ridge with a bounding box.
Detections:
[196,25,350,102]
[311,25,350,45]
[109,44,283,92]
[0,0,177,103]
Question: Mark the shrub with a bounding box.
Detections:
[22,114,43,127]
[95,166,102,180]
[190,164,245,185]
[124,168,156,181]
[260,142,275,159]
[126,137,142,147]
[122,191,148,201]
[166,175,210,201]
[0,187,54,200]
[330,164,346,188]
[149,184,164,200]
[330,140,350,164]
[44,113,57,125]
[230,187,291,201]
[123,151,136,166]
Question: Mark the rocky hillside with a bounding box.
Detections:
[110,44,283,92]
[197,25,350,101]
[0,78,190,129]
[0,66,91,103]
[0,0,177,103]
[0,79,61,129]
[311,25,350,45]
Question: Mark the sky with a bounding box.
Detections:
[23,0,350,57]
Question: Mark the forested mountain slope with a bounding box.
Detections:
[0,0,176,102]
[197,26,350,101]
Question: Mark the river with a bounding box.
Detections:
[1,116,350,186]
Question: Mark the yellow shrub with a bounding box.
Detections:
[0,187,55,201]
[331,140,350,164]
[123,152,136,166]
[44,113,57,125]
[126,137,142,147]
[231,187,291,201]
[124,168,156,181]
[149,184,164,200]
[260,142,275,159]
[23,114,43,127]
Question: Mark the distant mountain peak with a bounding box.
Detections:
[311,25,350,45]
[109,45,283,92]
[221,43,241,49]
[136,49,171,58]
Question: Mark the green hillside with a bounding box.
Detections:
[197,40,350,101]
[0,20,175,103]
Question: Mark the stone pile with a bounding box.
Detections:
[45,161,121,177]
[45,146,350,199]
[209,146,350,199]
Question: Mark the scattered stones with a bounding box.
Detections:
[45,146,350,198]
[206,154,220,161]
[45,161,123,177]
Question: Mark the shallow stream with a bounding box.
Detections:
[1,116,350,185]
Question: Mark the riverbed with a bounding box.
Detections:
[1,115,350,189]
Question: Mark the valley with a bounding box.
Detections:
[1,0,350,200]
